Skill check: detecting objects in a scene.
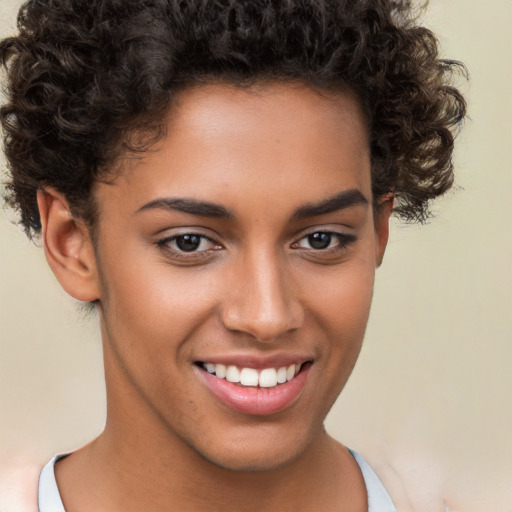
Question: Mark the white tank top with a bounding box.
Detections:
[38,451,397,511]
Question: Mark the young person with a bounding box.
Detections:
[0,0,466,510]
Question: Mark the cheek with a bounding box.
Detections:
[306,257,375,361]
[309,251,375,316]
[288,257,376,422]
[97,250,219,418]
[96,241,221,363]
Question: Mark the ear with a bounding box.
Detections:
[374,194,394,268]
[37,188,100,302]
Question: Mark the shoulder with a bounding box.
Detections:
[349,450,400,512]
[0,457,41,512]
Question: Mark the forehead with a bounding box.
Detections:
[97,82,371,216]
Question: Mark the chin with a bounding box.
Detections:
[200,448,302,473]
[189,426,315,473]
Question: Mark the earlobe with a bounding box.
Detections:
[37,188,100,302]
[374,194,394,268]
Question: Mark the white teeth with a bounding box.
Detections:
[276,366,287,384]
[215,364,226,378]
[203,362,306,388]
[259,368,278,388]
[226,365,240,383]
[240,368,259,386]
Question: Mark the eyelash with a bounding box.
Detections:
[156,230,357,261]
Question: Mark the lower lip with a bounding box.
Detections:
[196,365,310,416]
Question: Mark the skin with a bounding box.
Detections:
[37,82,392,511]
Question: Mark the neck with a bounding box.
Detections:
[69,424,364,512]
[55,397,366,512]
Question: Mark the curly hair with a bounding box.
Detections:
[0,0,466,237]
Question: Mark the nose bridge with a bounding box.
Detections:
[221,244,303,342]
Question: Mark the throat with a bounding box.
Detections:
[64,428,366,512]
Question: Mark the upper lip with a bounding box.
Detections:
[195,353,314,370]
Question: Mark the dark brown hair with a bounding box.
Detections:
[0,0,467,236]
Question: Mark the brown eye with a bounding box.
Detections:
[293,231,357,253]
[296,232,337,250]
[307,232,332,250]
[157,233,221,255]
[175,234,202,252]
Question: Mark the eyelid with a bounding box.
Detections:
[153,223,223,242]
[292,227,356,244]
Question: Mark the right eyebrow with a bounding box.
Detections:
[135,197,233,219]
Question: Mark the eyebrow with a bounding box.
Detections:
[136,188,368,220]
[136,197,233,218]
[291,188,368,220]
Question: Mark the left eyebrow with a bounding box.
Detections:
[135,198,233,219]
[291,188,369,220]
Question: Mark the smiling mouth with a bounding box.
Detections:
[196,362,310,389]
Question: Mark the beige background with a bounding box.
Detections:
[1,1,511,511]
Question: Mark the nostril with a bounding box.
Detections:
[219,270,304,341]
[220,306,304,342]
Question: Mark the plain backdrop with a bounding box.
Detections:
[1,1,511,511]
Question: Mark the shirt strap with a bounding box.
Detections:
[38,454,68,512]
[349,450,397,512]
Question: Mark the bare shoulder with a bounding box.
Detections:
[0,456,42,512]
[365,450,448,512]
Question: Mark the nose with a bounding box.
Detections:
[220,250,304,342]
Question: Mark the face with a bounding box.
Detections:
[91,82,390,471]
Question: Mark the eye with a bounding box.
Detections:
[157,233,221,254]
[174,234,206,252]
[300,232,335,250]
[294,231,352,251]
